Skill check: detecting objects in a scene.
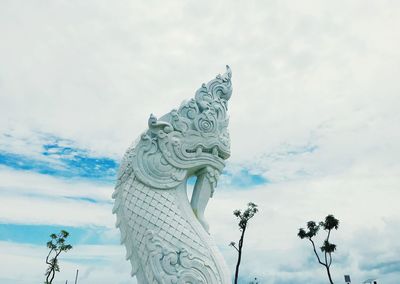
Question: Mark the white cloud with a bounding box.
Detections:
[0,192,114,227]
[0,167,113,201]
[0,169,115,227]
[1,0,398,160]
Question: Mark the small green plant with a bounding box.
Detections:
[44,230,72,284]
[229,202,258,284]
[298,214,339,284]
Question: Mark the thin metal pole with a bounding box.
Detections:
[74,269,79,284]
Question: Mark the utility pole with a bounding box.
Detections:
[74,269,79,284]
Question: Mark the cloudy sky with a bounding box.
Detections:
[1,1,399,283]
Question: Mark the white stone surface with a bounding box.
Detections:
[113,67,233,283]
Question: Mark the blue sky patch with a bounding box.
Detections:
[0,224,118,245]
[220,168,269,188]
[63,196,105,204]
[0,133,118,183]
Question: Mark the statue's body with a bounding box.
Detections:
[113,66,232,283]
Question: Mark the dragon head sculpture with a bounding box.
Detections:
[122,65,232,190]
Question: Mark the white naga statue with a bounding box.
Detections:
[113,66,233,283]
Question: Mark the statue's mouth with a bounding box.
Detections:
[185,145,230,160]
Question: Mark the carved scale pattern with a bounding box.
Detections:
[113,173,219,283]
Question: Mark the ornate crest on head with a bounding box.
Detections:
[119,66,232,190]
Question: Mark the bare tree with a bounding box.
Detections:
[229,202,258,284]
[298,215,339,284]
[45,230,73,284]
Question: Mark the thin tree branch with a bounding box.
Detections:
[326,229,331,242]
[55,249,63,259]
[49,267,56,284]
[45,248,54,265]
[309,238,325,266]
[234,224,247,284]
[231,243,239,252]
[326,229,332,268]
